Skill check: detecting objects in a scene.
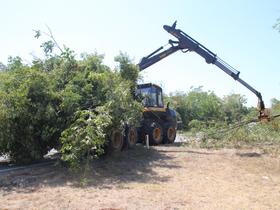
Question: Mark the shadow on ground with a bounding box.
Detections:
[0,145,180,193]
[235,152,262,157]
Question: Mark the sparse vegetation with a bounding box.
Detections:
[168,88,280,152]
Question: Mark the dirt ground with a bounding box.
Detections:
[0,143,280,210]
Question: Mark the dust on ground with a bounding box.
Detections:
[0,142,280,210]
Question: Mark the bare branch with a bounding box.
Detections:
[44,24,64,53]
[45,24,64,53]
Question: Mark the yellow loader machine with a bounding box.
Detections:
[110,21,278,151]
[136,83,177,145]
[138,21,271,123]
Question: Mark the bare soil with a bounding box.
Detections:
[0,143,280,210]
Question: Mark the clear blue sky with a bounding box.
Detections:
[1,0,279,107]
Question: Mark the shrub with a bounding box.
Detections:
[0,50,142,165]
[0,68,60,163]
[59,70,143,168]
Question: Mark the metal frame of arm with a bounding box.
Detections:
[138,42,180,70]
[138,21,266,119]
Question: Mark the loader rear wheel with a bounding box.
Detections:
[165,125,176,143]
[126,127,138,148]
[110,130,124,151]
[149,122,163,145]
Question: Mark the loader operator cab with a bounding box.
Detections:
[136,83,164,108]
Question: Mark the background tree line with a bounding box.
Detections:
[167,87,256,130]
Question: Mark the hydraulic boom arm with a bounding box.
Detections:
[138,21,267,119]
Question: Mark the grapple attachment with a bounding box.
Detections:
[258,108,271,122]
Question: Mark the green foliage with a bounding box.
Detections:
[80,52,110,73]
[168,87,256,131]
[0,67,60,162]
[40,40,55,55]
[60,109,110,169]
[0,44,142,166]
[7,56,25,71]
[188,119,207,131]
[58,53,142,167]
[169,87,223,129]
[222,94,248,123]
[34,30,41,39]
[115,52,140,91]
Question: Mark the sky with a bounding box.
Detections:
[1,0,279,107]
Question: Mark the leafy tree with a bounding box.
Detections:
[0,68,60,162]
[0,39,143,166]
[169,87,223,129]
[168,91,188,128]
[59,56,142,168]
[80,52,110,73]
[168,87,255,130]
[7,56,25,71]
[222,94,248,123]
[115,53,139,82]
[186,87,223,122]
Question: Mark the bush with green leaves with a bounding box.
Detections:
[60,109,111,169]
[0,67,60,162]
[0,49,142,165]
[168,87,224,129]
[59,67,142,168]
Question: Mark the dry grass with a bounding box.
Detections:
[1,143,280,210]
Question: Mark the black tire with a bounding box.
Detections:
[125,126,138,148]
[164,125,176,143]
[148,122,163,145]
[109,130,124,151]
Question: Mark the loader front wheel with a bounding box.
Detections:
[164,125,176,143]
